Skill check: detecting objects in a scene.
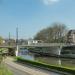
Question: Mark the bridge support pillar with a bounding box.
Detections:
[58,46,62,56]
[15,45,19,56]
[58,49,61,56]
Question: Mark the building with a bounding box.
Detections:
[18,39,28,45]
[67,30,75,43]
[4,39,16,45]
[28,40,43,45]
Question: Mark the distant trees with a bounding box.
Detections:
[34,23,68,43]
[0,36,3,45]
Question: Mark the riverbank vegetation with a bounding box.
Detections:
[16,56,75,75]
[0,50,13,75]
[0,64,13,75]
[34,23,68,43]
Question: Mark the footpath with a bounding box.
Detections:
[4,57,60,75]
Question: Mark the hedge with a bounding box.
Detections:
[16,56,75,75]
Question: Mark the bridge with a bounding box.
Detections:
[19,43,75,47]
[0,43,75,56]
[0,43,75,48]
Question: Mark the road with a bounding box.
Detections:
[4,57,61,75]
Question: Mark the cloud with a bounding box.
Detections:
[42,0,60,5]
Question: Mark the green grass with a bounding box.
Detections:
[16,56,75,75]
[0,55,13,75]
[0,65,13,75]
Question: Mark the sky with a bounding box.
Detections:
[0,0,75,39]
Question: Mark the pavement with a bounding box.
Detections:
[4,57,61,75]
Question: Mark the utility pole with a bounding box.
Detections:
[9,32,10,46]
[16,26,19,56]
[16,27,18,45]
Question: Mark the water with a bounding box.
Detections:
[19,48,75,69]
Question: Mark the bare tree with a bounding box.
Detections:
[34,23,68,43]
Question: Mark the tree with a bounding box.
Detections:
[51,23,68,42]
[34,23,68,43]
[0,36,3,45]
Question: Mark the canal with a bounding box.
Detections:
[18,48,75,69]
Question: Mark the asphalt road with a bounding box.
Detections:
[4,57,62,75]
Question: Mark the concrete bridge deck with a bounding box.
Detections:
[0,43,75,48]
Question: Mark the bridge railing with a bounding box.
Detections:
[0,43,75,47]
[20,43,66,47]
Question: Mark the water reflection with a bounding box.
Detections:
[18,48,35,60]
[35,57,75,68]
[19,48,75,69]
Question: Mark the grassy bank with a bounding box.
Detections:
[0,65,13,75]
[0,54,13,75]
[16,56,75,75]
